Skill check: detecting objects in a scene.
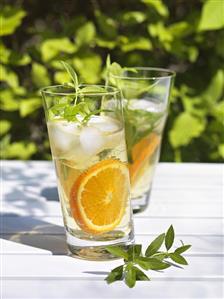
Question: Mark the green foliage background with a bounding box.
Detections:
[1,0,224,162]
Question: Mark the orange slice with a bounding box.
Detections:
[70,159,130,234]
[129,133,160,186]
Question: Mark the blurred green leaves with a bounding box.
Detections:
[199,0,224,31]
[0,6,26,36]
[31,63,51,87]
[40,38,77,62]
[0,1,224,161]
[169,113,206,148]
[76,22,96,46]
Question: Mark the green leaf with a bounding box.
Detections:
[175,245,191,254]
[141,0,169,17]
[0,120,11,135]
[105,246,128,259]
[127,244,142,261]
[218,144,224,158]
[169,253,188,265]
[145,233,165,257]
[0,6,26,36]
[168,22,193,38]
[135,257,170,270]
[203,70,224,103]
[40,38,77,62]
[211,101,224,123]
[105,265,123,284]
[125,265,136,288]
[133,266,150,281]
[32,63,51,87]
[73,54,102,84]
[0,90,19,111]
[19,98,42,117]
[76,22,96,46]
[2,141,37,159]
[165,225,175,250]
[120,37,152,52]
[199,0,224,31]
[0,42,11,63]
[95,10,117,38]
[60,61,79,88]
[54,71,71,84]
[0,64,19,88]
[169,113,206,148]
[95,38,116,49]
[121,11,146,25]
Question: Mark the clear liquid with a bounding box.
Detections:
[47,116,133,244]
[125,99,166,205]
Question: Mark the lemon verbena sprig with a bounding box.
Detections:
[49,61,111,125]
[105,225,191,288]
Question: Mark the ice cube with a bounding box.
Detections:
[129,99,165,113]
[48,121,79,154]
[80,126,105,156]
[89,116,120,133]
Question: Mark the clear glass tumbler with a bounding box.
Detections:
[41,84,134,260]
[109,67,175,213]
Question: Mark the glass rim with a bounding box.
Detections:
[110,67,176,80]
[40,84,120,96]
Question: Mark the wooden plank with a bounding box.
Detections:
[2,279,223,299]
[1,235,223,255]
[2,161,222,187]
[2,255,223,278]
[1,215,223,236]
[2,195,222,217]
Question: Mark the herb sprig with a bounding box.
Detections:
[105,225,191,288]
[48,61,110,125]
[106,57,164,160]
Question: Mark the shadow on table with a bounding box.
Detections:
[1,213,68,255]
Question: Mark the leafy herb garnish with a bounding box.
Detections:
[105,225,191,288]
[48,61,111,125]
[106,59,164,160]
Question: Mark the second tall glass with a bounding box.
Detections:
[109,67,175,213]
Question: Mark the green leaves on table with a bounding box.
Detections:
[105,225,191,288]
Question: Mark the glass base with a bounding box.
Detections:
[66,230,135,261]
[131,189,151,214]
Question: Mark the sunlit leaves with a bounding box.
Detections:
[121,11,146,25]
[19,98,42,117]
[1,140,37,159]
[40,38,77,62]
[120,36,152,52]
[0,64,19,88]
[31,63,51,87]
[76,22,96,46]
[141,0,169,17]
[73,54,102,83]
[199,0,224,31]
[169,113,206,148]
[0,6,26,36]
[0,120,11,135]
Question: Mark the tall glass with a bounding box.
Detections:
[109,68,175,213]
[41,84,134,260]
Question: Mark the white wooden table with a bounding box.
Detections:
[1,161,223,299]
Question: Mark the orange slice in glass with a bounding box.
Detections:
[129,133,160,186]
[70,159,130,234]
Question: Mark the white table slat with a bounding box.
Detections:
[3,280,223,299]
[1,161,223,299]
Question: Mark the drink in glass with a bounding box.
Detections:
[41,84,134,260]
[109,67,175,213]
